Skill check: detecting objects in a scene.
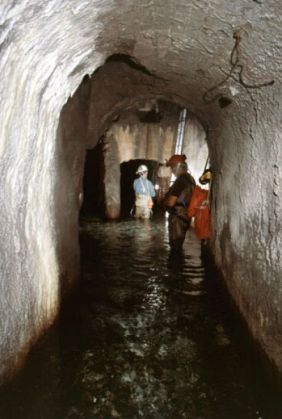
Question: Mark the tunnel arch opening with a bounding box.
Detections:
[78,91,209,220]
[68,54,212,223]
[52,50,213,301]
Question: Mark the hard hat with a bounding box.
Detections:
[166,154,187,167]
[136,164,148,174]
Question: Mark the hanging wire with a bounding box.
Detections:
[203,29,274,104]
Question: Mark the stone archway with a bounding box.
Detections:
[98,99,208,219]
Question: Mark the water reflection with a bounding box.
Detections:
[0,217,281,419]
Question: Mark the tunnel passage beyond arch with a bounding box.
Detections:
[80,87,209,220]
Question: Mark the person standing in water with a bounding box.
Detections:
[133,165,156,219]
[162,155,196,251]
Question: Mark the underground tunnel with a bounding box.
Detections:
[0,0,282,417]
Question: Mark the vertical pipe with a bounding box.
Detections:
[175,108,188,154]
[170,108,188,186]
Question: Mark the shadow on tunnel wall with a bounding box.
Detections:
[80,141,105,217]
[120,159,159,218]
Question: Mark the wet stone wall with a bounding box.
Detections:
[211,94,282,371]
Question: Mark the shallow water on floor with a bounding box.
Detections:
[0,217,281,419]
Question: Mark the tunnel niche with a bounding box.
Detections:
[81,140,105,218]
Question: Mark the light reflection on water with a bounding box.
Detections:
[0,217,281,419]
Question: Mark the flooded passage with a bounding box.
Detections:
[0,217,282,419]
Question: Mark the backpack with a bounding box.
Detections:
[187,186,211,240]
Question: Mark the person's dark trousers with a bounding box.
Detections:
[168,208,190,251]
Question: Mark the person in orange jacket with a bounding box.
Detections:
[188,168,212,241]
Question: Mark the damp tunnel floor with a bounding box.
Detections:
[0,217,282,418]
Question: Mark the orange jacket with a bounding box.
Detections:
[187,186,211,240]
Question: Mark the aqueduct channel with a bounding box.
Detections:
[0,0,281,382]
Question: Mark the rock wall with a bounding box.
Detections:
[211,90,282,369]
[55,77,91,293]
[0,1,107,381]
[0,0,281,380]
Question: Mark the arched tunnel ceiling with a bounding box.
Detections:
[0,1,279,170]
[1,0,278,127]
[85,57,202,148]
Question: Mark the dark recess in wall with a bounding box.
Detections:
[80,141,105,217]
[218,96,232,108]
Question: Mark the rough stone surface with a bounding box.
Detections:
[55,77,91,291]
[0,0,281,380]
